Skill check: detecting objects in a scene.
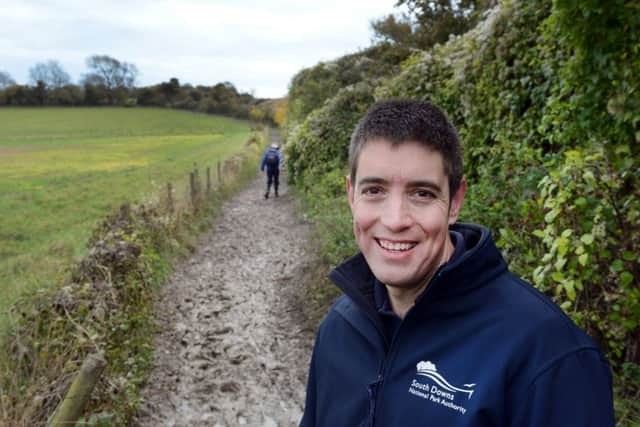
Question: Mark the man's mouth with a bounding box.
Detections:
[376,238,417,252]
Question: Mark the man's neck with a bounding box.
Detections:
[387,282,428,319]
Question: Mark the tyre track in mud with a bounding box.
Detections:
[136,133,314,426]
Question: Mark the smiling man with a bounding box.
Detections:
[299,99,615,426]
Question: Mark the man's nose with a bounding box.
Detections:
[380,194,412,231]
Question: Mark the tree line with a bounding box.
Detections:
[0,55,278,124]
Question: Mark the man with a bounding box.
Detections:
[261,143,281,199]
[300,99,615,426]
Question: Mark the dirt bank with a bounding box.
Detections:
[136,137,315,426]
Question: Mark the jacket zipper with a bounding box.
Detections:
[371,270,445,425]
[367,374,384,427]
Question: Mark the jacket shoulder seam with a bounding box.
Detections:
[525,346,607,390]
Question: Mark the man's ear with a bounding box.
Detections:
[448,177,467,224]
[346,175,355,210]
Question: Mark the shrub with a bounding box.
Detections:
[286,82,375,187]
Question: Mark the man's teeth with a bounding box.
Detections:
[378,240,416,251]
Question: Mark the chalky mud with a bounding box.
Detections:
[136,144,315,426]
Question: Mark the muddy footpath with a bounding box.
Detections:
[136,136,316,426]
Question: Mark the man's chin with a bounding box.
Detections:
[382,281,420,290]
[373,272,422,290]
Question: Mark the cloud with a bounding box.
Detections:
[0,0,399,98]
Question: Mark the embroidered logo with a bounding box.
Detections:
[408,360,476,415]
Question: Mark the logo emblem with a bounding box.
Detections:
[416,361,475,399]
[408,361,477,415]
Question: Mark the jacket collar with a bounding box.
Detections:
[328,223,508,315]
[328,252,383,333]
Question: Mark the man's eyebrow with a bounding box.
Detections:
[357,177,387,186]
[357,177,443,192]
[406,180,442,192]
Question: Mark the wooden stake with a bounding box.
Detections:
[189,171,196,205]
[167,182,174,213]
[47,353,107,427]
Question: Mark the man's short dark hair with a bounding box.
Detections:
[349,99,463,198]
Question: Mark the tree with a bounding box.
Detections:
[84,82,109,106]
[0,70,16,89]
[49,85,84,106]
[371,13,414,46]
[249,105,266,123]
[83,55,138,90]
[83,55,138,105]
[373,0,495,49]
[136,87,160,106]
[160,77,180,102]
[2,85,37,105]
[28,60,71,88]
[33,80,47,105]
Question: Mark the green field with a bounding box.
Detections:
[0,107,253,321]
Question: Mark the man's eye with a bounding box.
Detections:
[413,189,435,199]
[362,187,382,196]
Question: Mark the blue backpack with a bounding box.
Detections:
[265,150,279,167]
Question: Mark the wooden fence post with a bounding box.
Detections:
[193,163,200,196]
[206,167,211,195]
[189,171,196,209]
[167,182,174,213]
[217,161,222,186]
[47,353,107,427]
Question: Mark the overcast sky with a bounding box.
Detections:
[0,0,403,98]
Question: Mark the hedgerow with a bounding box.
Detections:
[287,82,375,188]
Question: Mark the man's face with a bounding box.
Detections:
[347,139,465,291]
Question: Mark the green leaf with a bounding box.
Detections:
[545,209,559,223]
[623,251,636,261]
[564,280,576,301]
[551,271,564,282]
[620,271,633,287]
[533,229,545,239]
[557,237,570,256]
[574,197,587,207]
[580,234,594,245]
[615,144,630,156]
[565,149,581,159]
[532,267,546,286]
[611,260,624,272]
[578,253,589,266]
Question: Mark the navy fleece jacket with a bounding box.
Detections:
[300,223,614,427]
